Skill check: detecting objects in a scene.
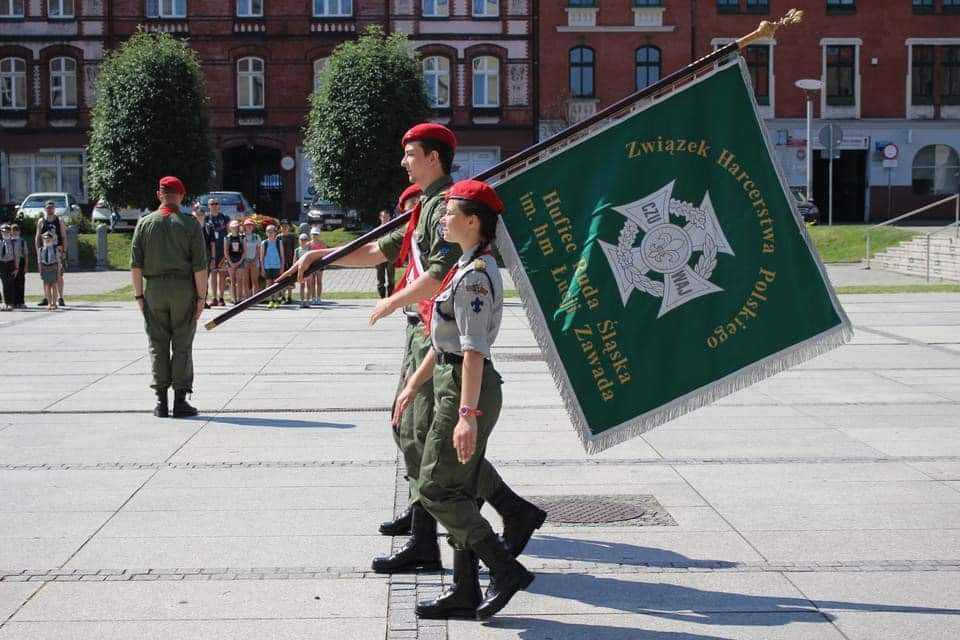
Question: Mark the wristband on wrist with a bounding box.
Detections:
[134,295,144,300]
[458,405,483,418]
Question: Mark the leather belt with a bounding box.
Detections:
[406,314,421,326]
[435,351,464,365]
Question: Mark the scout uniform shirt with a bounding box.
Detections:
[131,209,208,279]
[377,176,461,317]
[430,249,503,359]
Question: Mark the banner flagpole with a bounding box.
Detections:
[204,9,804,331]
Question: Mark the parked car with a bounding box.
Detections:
[791,187,820,224]
[303,196,361,231]
[192,191,254,220]
[16,192,82,224]
[92,199,148,230]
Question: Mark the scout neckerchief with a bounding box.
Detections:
[159,205,179,218]
[422,247,492,337]
[392,199,435,324]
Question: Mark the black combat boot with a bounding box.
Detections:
[486,484,547,557]
[472,532,534,620]
[371,503,441,574]
[153,388,169,418]
[172,390,198,418]
[416,548,482,619]
[379,504,413,536]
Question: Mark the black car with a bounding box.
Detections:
[302,197,361,231]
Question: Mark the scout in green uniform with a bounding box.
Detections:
[395,180,533,620]
[130,176,208,418]
[285,124,545,575]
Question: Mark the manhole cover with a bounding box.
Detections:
[528,495,677,527]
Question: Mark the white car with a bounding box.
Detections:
[92,198,148,230]
[17,192,82,224]
[192,191,254,220]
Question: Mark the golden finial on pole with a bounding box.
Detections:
[737,8,804,49]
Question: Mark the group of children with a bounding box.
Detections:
[213,218,325,309]
[0,222,62,312]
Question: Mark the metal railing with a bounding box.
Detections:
[865,194,960,282]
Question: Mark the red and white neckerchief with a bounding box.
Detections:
[422,249,492,337]
[392,200,434,326]
[158,205,179,218]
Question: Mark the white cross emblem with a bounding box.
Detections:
[598,180,735,318]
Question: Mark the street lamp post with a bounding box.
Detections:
[795,79,823,207]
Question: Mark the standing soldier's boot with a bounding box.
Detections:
[153,389,169,418]
[487,485,547,557]
[379,504,413,536]
[472,532,534,620]
[371,503,441,573]
[416,548,482,619]
[172,390,198,418]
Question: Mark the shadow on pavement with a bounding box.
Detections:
[526,534,734,568]
[204,415,355,429]
[485,617,736,639]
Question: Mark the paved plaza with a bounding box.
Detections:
[2,285,960,638]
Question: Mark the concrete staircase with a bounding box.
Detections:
[872,232,960,281]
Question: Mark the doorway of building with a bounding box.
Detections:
[813,150,867,223]
[221,145,284,216]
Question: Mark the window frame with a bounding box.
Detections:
[744,44,771,105]
[236,0,263,18]
[6,151,86,203]
[0,57,27,111]
[471,55,499,109]
[146,0,187,18]
[632,0,662,6]
[569,46,595,99]
[912,0,933,14]
[312,58,327,94]
[312,0,352,18]
[745,0,768,13]
[49,56,78,110]
[471,0,498,18]
[47,0,75,18]
[421,0,449,18]
[826,0,855,13]
[716,0,739,13]
[0,0,24,17]
[944,0,960,14]
[944,46,960,106]
[912,144,960,196]
[635,45,661,91]
[422,55,451,109]
[825,44,856,106]
[911,45,935,106]
[236,56,265,110]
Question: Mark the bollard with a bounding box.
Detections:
[96,224,109,270]
[66,225,80,271]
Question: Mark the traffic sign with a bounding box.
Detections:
[818,124,843,159]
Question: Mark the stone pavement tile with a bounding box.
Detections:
[10,578,387,621]
[121,485,393,511]
[743,530,960,561]
[909,461,960,481]
[485,431,660,460]
[805,344,960,369]
[0,512,112,539]
[680,479,960,507]
[873,325,960,345]
[496,464,683,485]
[63,535,392,570]
[448,612,845,639]
[0,538,85,568]
[820,413,960,428]
[837,427,960,456]
[0,619,386,640]
[149,465,395,488]
[658,415,830,431]
[675,462,930,484]
[714,502,960,532]
[0,422,198,456]
[0,584,41,621]
[795,402,959,418]
[785,572,960,612]
[45,375,250,412]
[98,508,394,538]
[521,531,764,568]
[0,485,150,513]
[167,443,398,463]
[824,611,960,640]
[643,428,883,459]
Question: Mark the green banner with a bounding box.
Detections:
[494,61,852,453]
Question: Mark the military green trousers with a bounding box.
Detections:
[418,359,502,549]
[396,325,504,506]
[142,277,198,392]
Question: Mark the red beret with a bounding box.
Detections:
[401,123,457,151]
[446,179,504,215]
[397,184,423,208]
[158,176,186,196]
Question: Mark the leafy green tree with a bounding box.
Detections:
[304,27,431,223]
[87,31,213,210]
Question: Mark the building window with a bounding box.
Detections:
[472,0,497,17]
[146,0,187,18]
[633,0,661,5]
[826,0,855,10]
[567,0,596,6]
[912,0,933,13]
[569,47,594,98]
[717,0,739,12]
[312,0,351,17]
[912,144,960,196]
[0,57,27,110]
[312,58,327,93]
[237,57,264,109]
[746,0,767,12]
[944,0,960,12]
[635,46,660,90]
[0,0,24,17]
[912,45,935,106]
[49,57,77,109]
[7,152,85,203]
[422,0,448,17]
[423,56,450,108]
[826,45,855,105]
[236,0,262,17]
[945,46,960,105]
[48,0,74,18]
[472,56,499,108]
[744,45,770,105]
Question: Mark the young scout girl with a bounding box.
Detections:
[241,218,261,297]
[259,224,285,308]
[38,231,60,310]
[393,180,533,621]
[224,220,246,304]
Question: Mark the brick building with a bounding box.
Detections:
[0,0,105,207]
[538,0,960,221]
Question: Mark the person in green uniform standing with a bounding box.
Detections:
[394,179,533,621]
[284,123,545,575]
[130,176,208,418]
